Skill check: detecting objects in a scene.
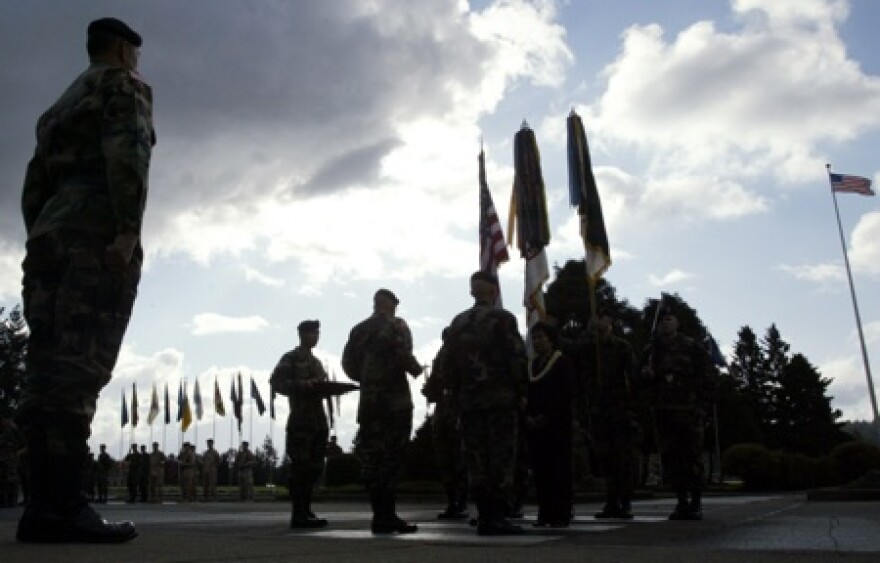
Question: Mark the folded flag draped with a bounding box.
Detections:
[147,383,160,425]
[251,377,266,416]
[567,110,611,285]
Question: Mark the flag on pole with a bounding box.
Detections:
[829,172,874,196]
[121,388,129,428]
[215,377,226,416]
[164,383,170,425]
[567,110,611,284]
[269,384,276,420]
[193,378,204,420]
[131,383,139,427]
[147,382,160,425]
[251,377,266,416]
[508,122,550,337]
[181,381,193,432]
[177,381,184,422]
[233,372,243,433]
[479,148,510,275]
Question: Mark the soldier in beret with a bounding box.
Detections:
[271,320,331,528]
[15,16,154,543]
[343,289,422,534]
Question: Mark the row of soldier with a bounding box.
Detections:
[270,271,714,536]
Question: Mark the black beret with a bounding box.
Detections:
[297,320,320,334]
[374,288,399,304]
[88,17,142,47]
[470,270,499,287]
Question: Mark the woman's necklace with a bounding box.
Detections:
[529,350,562,382]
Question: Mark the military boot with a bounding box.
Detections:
[438,485,468,519]
[477,499,523,536]
[668,490,691,521]
[687,489,703,521]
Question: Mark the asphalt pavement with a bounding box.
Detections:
[1,494,878,562]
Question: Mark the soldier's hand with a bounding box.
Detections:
[105,232,139,273]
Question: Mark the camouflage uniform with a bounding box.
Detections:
[343,308,419,532]
[644,331,713,518]
[201,445,221,501]
[235,447,256,501]
[441,302,527,532]
[17,50,154,538]
[137,447,149,501]
[148,447,166,502]
[577,332,641,517]
[422,344,468,518]
[179,446,197,502]
[95,449,114,503]
[124,446,140,502]
[271,344,329,524]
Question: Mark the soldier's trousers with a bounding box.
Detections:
[18,230,141,459]
[653,409,704,492]
[358,409,411,491]
[149,472,164,502]
[203,468,217,500]
[432,414,466,498]
[286,424,328,492]
[460,408,518,508]
[181,470,196,501]
[239,470,254,500]
[593,416,642,503]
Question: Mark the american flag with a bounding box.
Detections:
[479,149,509,274]
[829,172,874,196]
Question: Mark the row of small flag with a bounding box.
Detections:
[120,372,272,432]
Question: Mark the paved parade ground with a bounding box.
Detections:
[1,494,879,562]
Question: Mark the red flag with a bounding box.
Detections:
[479,148,509,275]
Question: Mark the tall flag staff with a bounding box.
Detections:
[193,376,203,448]
[147,382,160,445]
[230,375,238,448]
[826,164,878,423]
[214,375,226,443]
[120,388,128,458]
[479,142,510,307]
[131,382,139,444]
[508,121,551,353]
[567,109,611,384]
[177,380,184,453]
[234,372,244,444]
[163,382,170,453]
[250,375,266,446]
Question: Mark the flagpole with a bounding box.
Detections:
[827,163,880,423]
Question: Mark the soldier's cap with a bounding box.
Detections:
[470,270,499,287]
[374,288,399,304]
[298,319,320,334]
[88,17,142,47]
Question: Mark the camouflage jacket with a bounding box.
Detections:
[270,346,329,431]
[572,333,639,422]
[343,313,415,422]
[643,333,714,414]
[201,448,221,471]
[22,62,155,240]
[441,303,527,412]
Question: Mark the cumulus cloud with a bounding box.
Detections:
[849,211,880,277]
[191,313,269,336]
[582,0,880,226]
[778,262,845,284]
[649,269,694,287]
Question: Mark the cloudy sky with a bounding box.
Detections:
[2,0,879,457]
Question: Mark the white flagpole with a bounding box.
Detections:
[828,163,879,423]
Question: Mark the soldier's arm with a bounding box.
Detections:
[101,69,154,269]
[269,354,294,396]
[21,149,53,234]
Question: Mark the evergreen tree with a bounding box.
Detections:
[774,353,847,455]
[760,324,790,448]
[729,326,770,442]
[0,305,28,417]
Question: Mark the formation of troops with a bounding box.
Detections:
[6,15,716,544]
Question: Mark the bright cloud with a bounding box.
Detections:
[191,313,270,336]
[649,269,694,287]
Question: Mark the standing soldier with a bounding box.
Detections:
[441,272,527,536]
[201,439,221,502]
[124,444,140,503]
[95,445,114,504]
[148,442,166,503]
[15,17,153,543]
[577,309,641,519]
[178,443,196,503]
[642,304,714,520]
[271,320,331,528]
[342,289,422,534]
[137,445,150,502]
[421,333,468,520]
[235,442,256,501]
